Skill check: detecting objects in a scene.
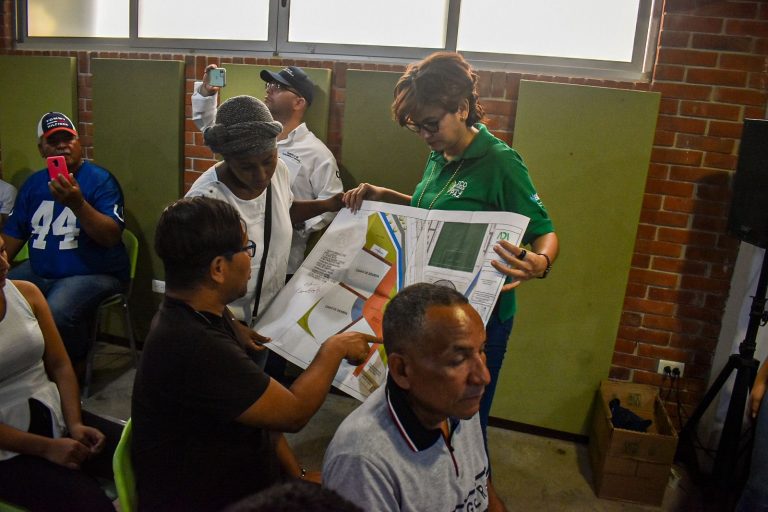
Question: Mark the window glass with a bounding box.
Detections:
[457,0,640,62]
[288,0,449,48]
[138,0,269,40]
[28,0,129,37]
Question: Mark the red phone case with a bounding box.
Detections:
[46,156,68,181]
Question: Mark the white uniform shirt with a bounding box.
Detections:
[191,83,343,274]
[0,179,17,215]
[185,161,294,325]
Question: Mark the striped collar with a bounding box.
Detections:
[385,375,460,452]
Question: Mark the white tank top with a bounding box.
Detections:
[0,281,65,460]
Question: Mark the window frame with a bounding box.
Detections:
[13,0,660,81]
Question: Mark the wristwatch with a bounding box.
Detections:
[537,253,552,279]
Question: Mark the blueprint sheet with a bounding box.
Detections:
[255,201,529,401]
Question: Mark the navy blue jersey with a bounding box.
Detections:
[4,161,129,280]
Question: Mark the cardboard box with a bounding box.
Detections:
[588,380,678,506]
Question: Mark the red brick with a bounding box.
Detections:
[652,82,712,101]
[708,120,744,138]
[609,366,632,380]
[687,68,748,87]
[726,19,768,38]
[664,14,724,33]
[638,224,658,240]
[691,33,752,52]
[618,326,672,345]
[633,370,666,387]
[657,48,719,67]
[654,130,676,146]
[635,239,684,258]
[648,163,670,179]
[624,296,677,316]
[625,282,648,298]
[745,105,767,118]
[648,286,703,306]
[713,84,767,108]
[658,227,717,247]
[660,30,691,48]
[669,166,729,184]
[680,275,731,294]
[703,152,738,170]
[646,178,695,197]
[675,133,735,153]
[689,2,758,18]
[655,65,686,81]
[651,147,704,166]
[692,215,728,232]
[749,73,768,90]
[670,334,715,352]
[192,158,217,172]
[680,101,742,121]
[656,115,707,134]
[640,210,690,228]
[620,313,643,330]
[720,53,768,73]
[643,194,663,210]
[613,353,658,372]
[653,256,707,275]
[637,344,693,362]
[184,144,214,159]
[659,98,680,115]
[632,253,652,268]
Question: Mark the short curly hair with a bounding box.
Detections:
[392,52,485,128]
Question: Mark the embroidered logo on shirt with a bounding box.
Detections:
[530,193,545,208]
[447,180,468,199]
[281,150,302,165]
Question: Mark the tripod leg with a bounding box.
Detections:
[676,356,739,469]
[713,356,759,485]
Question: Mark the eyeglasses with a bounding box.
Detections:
[225,240,257,258]
[404,112,448,134]
[265,81,300,97]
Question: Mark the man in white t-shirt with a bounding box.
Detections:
[192,65,343,276]
[0,178,17,229]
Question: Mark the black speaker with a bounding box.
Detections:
[728,118,768,248]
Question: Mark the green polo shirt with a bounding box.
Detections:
[410,124,554,320]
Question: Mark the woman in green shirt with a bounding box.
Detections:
[342,51,559,442]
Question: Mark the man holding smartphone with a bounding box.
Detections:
[1,112,129,368]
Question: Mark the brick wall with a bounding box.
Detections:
[1,0,767,424]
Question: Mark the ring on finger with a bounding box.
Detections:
[517,249,527,261]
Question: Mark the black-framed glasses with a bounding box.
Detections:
[225,240,256,258]
[265,81,300,97]
[404,111,448,134]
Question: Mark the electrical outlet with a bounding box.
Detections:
[657,359,685,377]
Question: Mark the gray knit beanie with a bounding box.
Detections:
[203,95,283,157]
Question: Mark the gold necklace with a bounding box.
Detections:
[416,160,464,210]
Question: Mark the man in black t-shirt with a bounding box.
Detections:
[131,197,373,511]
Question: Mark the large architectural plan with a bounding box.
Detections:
[255,201,529,401]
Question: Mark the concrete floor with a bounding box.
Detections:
[82,344,713,511]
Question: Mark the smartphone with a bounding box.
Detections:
[46,156,69,181]
[208,67,226,87]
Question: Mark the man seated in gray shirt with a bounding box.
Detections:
[323,283,507,511]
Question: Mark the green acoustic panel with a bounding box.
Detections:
[340,70,429,191]
[92,59,185,340]
[221,64,332,144]
[491,81,660,434]
[0,56,77,188]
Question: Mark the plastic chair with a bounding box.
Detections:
[113,418,137,512]
[12,242,28,264]
[82,229,140,397]
[0,500,27,512]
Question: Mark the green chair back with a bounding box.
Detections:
[123,229,139,281]
[113,418,137,512]
[12,243,28,264]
